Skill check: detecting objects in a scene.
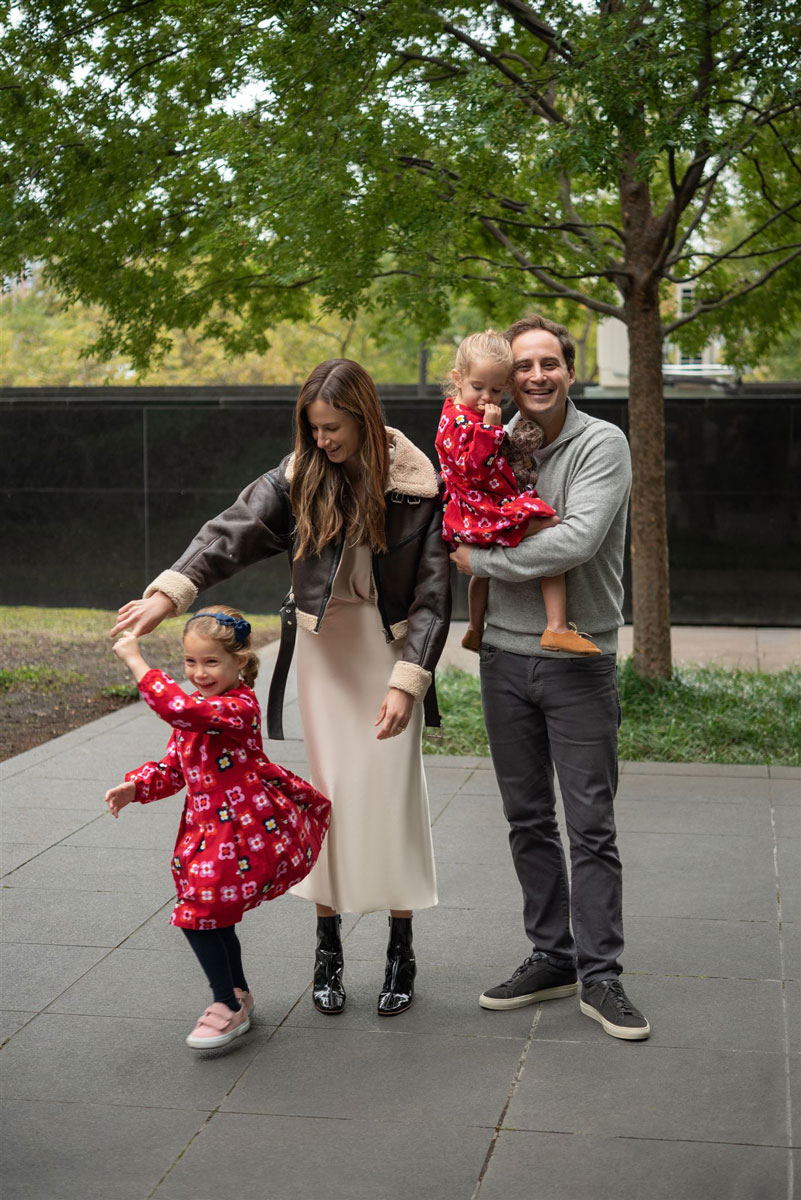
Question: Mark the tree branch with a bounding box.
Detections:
[436,15,565,124]
[478,215,624,317]
[664,245,801,333]
[494,0,574,63]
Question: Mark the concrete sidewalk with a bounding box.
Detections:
[1,627,798,1200]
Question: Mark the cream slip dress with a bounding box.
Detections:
[291,540,438,914]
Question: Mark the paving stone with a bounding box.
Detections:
[622,914,783,980]
[434,791,509,827]
[783,922,800,981]
[341,903,527,971]
[618,830,780,921]
[60,801,184,849]
[0,806,103,844]
[434,861,526,910]
[1,1012,272,1107]
[1,1099,206,1200]
[45,945,313,1029]
[0,775,110,809]
[1,842,51,875]
[770,778,801,803]
[152,1111,490,1200]
[613,796,773,839]
[282,954,538,1038]
[1,942,111,1011]
[616,774,771,801]
[222,1025,526,1126]
[479,1131,792,1200]
[432,821,514,866]
[508,1041,790,1146]
[621,762,768,778]
[0,886,166,948]
[0,1010,35,1043]
[5,843,174,895]
[533,974,788,1054]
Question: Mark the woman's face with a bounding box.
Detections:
[305,398,363,468]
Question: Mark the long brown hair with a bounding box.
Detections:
[290,359,390,559]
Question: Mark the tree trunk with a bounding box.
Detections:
[625,285,672,678]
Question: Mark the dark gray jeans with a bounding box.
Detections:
[479,645,624,984]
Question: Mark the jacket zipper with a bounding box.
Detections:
[371,553,394,643]
[314,536,345,632]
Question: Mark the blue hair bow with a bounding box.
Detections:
[189,612,251,644]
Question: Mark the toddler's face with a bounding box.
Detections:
[453,357,509,414]
[183,632,241,697]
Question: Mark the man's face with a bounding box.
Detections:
[510,329,574,432]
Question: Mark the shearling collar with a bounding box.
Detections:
[283,426,439,497]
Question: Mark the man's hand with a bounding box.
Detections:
[450,544,474,575]
[110,592,176,638]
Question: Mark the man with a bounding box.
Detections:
[450,313,650,1040]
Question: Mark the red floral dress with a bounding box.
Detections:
[435,398,555,546]
[125,670,331,930]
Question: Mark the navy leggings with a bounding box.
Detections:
[183,925,248,1011]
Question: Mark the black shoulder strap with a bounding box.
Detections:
[266,592,296,740]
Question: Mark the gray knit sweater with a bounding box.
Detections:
[470,400,631,657]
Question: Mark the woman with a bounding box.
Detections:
[112,359,451,1016]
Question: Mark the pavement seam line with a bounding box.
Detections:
[470,1004,544,1199]
[768,789,796,1200]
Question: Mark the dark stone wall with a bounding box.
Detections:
[2,383,800,624]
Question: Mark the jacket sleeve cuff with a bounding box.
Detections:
[389,660,432,702]
[143,570,198,615]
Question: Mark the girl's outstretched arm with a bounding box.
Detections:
[105,781,135,818]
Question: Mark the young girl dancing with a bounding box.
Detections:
[435,330,600,655]
[105,605,331,1050]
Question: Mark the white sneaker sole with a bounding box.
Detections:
[186,1013,251,1049]
[479,981,578,1010]
[579,998,650,1040]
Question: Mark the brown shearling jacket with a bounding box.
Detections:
[144,428,452,736]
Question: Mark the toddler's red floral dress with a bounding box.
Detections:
[435,398,555,546]
[125,669,331,930]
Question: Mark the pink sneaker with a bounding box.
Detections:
[235,988,255,1020]
[185,1001,251,1049]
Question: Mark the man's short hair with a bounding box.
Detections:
[504,314,576,373]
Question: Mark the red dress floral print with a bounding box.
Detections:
[125,669,331,931]
[435,398,556,546]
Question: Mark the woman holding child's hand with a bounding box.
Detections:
[111,359,451,1018]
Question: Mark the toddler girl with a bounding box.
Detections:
[105,606,331,1050]
[435,330,600,655]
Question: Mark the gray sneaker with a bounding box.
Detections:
[580,980,650,1040]
[479,952,578,1010]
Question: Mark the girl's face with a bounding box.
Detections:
[305,398,363,468]
[452,357,509,414]
[183,632,241,697]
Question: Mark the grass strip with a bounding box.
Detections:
[423,661,801,766]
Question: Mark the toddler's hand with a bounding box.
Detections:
[481,403,503,425]
[112,630,141,665]
[105,781,135,818]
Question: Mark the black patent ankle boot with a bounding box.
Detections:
[377,916,416,1016]
[313,915,346,1014]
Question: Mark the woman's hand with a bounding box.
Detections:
[112,631,150,681]
[105,781,136,818]
[110,592,176,638]
[375,687,415,740]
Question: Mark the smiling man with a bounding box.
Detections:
[450,313,650,1041]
